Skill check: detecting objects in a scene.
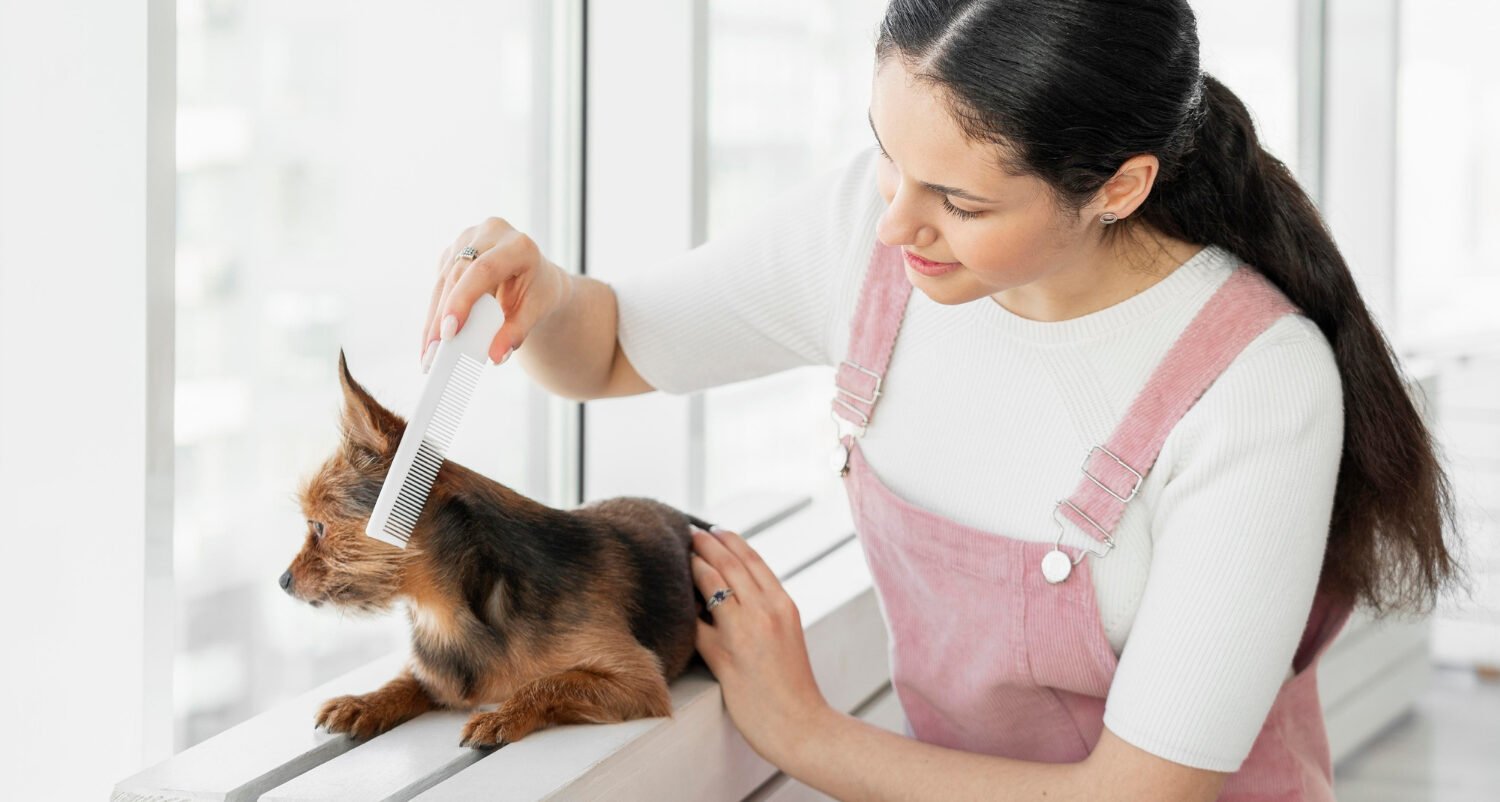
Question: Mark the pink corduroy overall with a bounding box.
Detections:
[829,242,1353,800]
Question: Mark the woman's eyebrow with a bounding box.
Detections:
[867,108,1001,204]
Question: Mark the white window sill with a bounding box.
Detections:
[114,481,900,801]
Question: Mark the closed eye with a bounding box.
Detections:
[875,145,984,221]
[940,197,981,220]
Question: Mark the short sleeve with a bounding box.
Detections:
[1101,315,1346,771]
[610,146,883,395]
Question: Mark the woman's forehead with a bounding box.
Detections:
[870,66,1020,200]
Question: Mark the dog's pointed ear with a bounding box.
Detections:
[337,348,406,455]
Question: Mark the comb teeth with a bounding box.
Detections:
[421,354,483,453]
[366,293,503,548]
[377,353,485,545]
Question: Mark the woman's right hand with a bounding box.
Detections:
[421,217,574,372]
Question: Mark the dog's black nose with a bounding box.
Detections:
[279,570,294,592]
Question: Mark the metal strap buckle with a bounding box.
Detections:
[1051,499,1116,564]
[831,360,882,438]
[829,406,867,439]
[1081,445,1143,503]
[835,360,883,406]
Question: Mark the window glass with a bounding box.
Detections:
[1195,0,1302,175]
[1395,0,1500,344]
[703,0,889,510]
[176,0,545,748]
[1396,0,1500,671]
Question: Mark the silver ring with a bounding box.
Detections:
[706,587,734,609]
[458,246,480,260]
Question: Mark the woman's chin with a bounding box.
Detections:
[905,268,984,305]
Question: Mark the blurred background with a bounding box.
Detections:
[1,0,1496,799]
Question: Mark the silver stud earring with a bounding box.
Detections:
[1100,212,1119,225]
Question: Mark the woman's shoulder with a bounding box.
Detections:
[1237,286,1341,392]
[1207,255,1341,395]
[1161,301,1344,474]
[1246,309,1335,365]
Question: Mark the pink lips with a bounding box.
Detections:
[903,249,962,277]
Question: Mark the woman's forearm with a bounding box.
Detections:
[783,710,1223,802]
[785,709,1077,801]
[512,266,622,401]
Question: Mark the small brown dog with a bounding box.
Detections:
[280,351,711,748]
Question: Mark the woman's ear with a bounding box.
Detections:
[336,349,407,456]
[1091,153,1162,222]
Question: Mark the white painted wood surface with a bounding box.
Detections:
[1319,609,1429,714]
[262,712,487,802]
[112,653,408,801]
[1320,608,1432,765]
[1327,647,1432,766]
[738,485,855,581]
[114,488,881,801]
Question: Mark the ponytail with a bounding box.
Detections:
[1141,74,1462,611]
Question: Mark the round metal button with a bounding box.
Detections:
[1041,549,1073,584]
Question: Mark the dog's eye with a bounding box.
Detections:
[308,520,325,541]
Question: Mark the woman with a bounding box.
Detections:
[418,1,1459,798]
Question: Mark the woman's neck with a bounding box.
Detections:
[992,233,1205,323]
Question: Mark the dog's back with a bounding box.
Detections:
[577,497,709,682]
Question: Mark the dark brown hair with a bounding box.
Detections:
[876,0,1462,612]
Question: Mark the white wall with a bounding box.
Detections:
[0,0,175,797]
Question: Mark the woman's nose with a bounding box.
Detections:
[876,196,936,249]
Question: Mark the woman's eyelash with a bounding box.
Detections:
[876,144,982,221]
[941,198,980,220]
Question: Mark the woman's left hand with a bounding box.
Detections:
[689,524,834,767]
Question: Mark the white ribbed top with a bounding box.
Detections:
[610,145,1345,772]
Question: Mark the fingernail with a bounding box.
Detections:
[709,525,728,536]
[498,347,512,365]
[441,314,457,341]
[422,341,438,373]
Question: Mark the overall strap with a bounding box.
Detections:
[1055,265,1302,550]
[831,242,912,435]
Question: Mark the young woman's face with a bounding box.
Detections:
[869,58,1097,307]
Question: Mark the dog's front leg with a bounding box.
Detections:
[316,665,439,740]
[460,647,673,748]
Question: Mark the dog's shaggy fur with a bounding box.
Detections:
[280,351,710,748]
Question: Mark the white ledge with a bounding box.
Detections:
[111,651,410,802]
[115,484,886,801]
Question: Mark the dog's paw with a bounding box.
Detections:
[315,693,405,740]
[460,709,537,750]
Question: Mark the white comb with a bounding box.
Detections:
[365,293,503,548]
